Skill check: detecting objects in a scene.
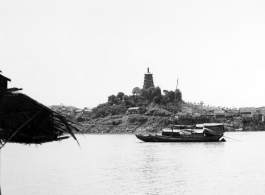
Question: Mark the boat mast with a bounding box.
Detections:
[172,78,178,134]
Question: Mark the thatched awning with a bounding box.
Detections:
[0,90,81,144]
[0,74,11,82]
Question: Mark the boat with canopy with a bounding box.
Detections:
[135,123,225,142]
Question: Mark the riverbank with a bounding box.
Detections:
[77,114,265,134]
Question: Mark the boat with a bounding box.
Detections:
[135,123,225,142]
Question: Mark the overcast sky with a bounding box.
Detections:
[1,0,265,109]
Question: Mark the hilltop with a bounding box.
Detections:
[49,68,265,133]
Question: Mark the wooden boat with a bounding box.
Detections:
[135,123,224,142]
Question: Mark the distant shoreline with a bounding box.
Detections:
[74,114,265,134]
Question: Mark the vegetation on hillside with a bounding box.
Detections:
[50,80,265,133]
[89,86,183,119]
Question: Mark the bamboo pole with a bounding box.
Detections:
[0,147,2,195]
[171,78,178,136]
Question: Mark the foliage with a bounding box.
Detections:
[160,103,182,114]
[108,95,116,104]
[127,114,148,124]
[162,89,182,104]
[145,107,172,117]
[102,118,122,125]
[91,85,183,118]
[132,87,141,96]
[117,92,125,100]
[91,103,127,118]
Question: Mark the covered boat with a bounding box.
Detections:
[135,123,224,142]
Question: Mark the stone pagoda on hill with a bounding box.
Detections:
[143,68,154,89]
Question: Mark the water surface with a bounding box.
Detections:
[2,132,265,195]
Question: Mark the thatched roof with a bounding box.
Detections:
[0,89,81,145]
[0,74,11,82]
[239,107,256,113]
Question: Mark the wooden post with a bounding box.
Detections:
[171,78,178,136]
[0,148,2,195]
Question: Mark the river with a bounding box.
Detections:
[1,131,265,195]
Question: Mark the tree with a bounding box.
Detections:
[139,88,148,105]
[152,86,162,104]
[147,87,155,103]
[132,87,141,96]
[116,92,125,101]
[121,95,130,106]
[108,95,116,104]
[174,89,182,104]
[199,101,204,110]
[162,89,183,105]
[123,95,129,101]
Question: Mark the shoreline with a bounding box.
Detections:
[73,129,265,135]
[75,114,265,134]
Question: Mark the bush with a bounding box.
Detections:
[91,104,127,118]
[112,119,122,125]
[145,108,172,117]
[127,114,147,124]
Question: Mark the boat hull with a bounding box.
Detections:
[135,134,223,142]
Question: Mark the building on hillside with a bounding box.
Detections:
[0,72,11,89]
[225,111,235,119]
[74,109,83,114]
[143,68,154,89]
[214,110,225,119]
[175,112,192,119]
[239,107,256,121]
[256,106,265,121]
[200,111,214,119]
[256,107,265,114]
[182,107,193,114]
[192,113,201,118]
[83,108,92,114]
[127,107,140,114]
[233,110,240,117]
[253,112,260,121]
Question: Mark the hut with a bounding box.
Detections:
[239,107,256,121]
[182,107,193,114]
[192,113,201,118]
[0,73,81,194]
[0,89,80,145]
[200,111,214,119]
[214,110,226,119]
[256,106,265,121]
[0,73,11,89]
[225,111,234,119]
[127,107,140,114]
[175,112,191,119]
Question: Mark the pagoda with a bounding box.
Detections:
[143,68,154,89]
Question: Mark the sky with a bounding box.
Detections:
[1,0,265,109]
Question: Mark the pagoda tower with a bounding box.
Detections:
[143,68,154,89]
